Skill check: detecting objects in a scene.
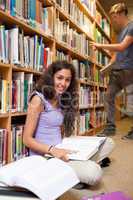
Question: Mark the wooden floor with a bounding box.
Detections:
[60,117,133,200]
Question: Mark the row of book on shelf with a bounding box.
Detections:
[55,12,94,44]
[55,16,110,52]
[79,87,106,107]
[0,0,53,35]
[0,125,28,167]
[95,9,110,37]
[56,0,96,25]
[0,25,110,70]
[0,72,106,114]
[56,0,110,37]
[79,110,106,133]
[55,16,110,59]
[72,60,108,83]
[0,0,110,38]
[55,57,108,86]
[0,26,52,70]
[0,72,33,113]
[0,0,111,68]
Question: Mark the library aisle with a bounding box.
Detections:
[0,0,133,200]
[60,117,133,200]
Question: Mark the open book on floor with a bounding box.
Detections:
[0,185,39,200]
[0,155,79,200]
[46,136,106,161]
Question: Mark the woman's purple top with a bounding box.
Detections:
[29,91,63,155]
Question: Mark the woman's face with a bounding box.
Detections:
[53,69,72,95]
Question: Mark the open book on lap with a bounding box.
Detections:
[0,156,79,200]
[47,136,106,161]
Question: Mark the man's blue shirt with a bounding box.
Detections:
[115,21,133,69]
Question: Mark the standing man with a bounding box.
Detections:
[91,3,133,139]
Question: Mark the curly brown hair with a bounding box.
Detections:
[35,60,79,137]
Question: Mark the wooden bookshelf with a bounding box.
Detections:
[0,0,112,165]
[11,112,27,117]
[12,65,43,75]
[0,113,9,118]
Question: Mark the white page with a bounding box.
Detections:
[56,136,106,161]
[0,156,79,200]
[0,156,47,185]
[61,136,106,147]
[13,158,79,200]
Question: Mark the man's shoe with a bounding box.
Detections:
[122,129,133,140]
[97,125,116,137]
[99,157,111,168]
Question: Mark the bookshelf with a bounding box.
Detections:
[0,0,112,166]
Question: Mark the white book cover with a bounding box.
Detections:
[29,37,34,68]
[0,156,79,200]
[10,27,20,65]
[0,25,6,63]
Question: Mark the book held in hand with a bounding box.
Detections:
[47,136,106,161]
[0,155,79,200]
[100,63,113,74]
[100,62,122,75]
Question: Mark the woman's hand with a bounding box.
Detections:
[50,147,74,162]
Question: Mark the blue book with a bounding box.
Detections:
[10,0,16,17]
[29,0,36,20]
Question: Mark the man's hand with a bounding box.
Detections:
[89,41,102,51]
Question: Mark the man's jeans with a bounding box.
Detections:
[105,69,133,126]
